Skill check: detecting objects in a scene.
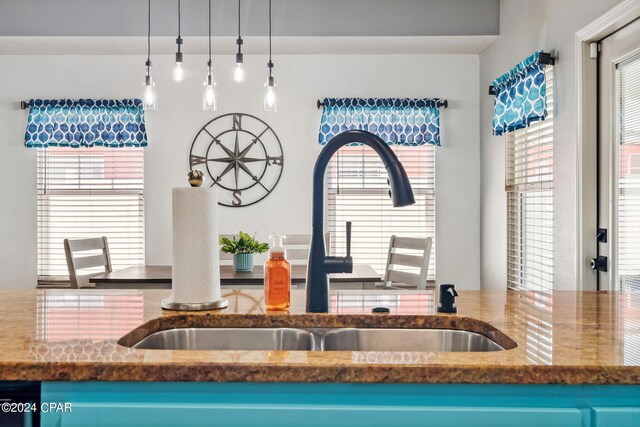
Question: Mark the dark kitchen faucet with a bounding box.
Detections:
[306,130,416,312]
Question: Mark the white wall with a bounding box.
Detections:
[0,53,480,290]
[479,0,622,290]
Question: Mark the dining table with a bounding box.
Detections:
[90,264,382,289]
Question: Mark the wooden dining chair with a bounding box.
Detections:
[219,233,331,266]
[63,236,113,289]
[280,233,332,265]
[281,234,312,265]
[383,235,433,290]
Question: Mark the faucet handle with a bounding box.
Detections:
[346,221,352,258]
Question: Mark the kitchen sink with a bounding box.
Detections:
[128,327,505,352]
[321,328,504,352]
[132,328,315,351]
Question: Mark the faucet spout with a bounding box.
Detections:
[306,130,415,313]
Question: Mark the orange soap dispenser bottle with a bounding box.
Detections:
[264,234,291,311]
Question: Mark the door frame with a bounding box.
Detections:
[598,26,640,291]
[575,0,640,291]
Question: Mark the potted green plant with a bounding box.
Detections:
[220,232,269,272]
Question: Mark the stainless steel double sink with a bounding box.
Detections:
[130,327,506,352]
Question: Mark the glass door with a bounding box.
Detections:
[597,19,640,291]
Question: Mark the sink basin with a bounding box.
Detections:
[321,328,505,352]
[127,327,505,352]
[132,328,314,351]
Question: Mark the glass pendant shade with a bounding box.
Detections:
[263,78,277,112]
[172,62,184,82]
[202,75,217,111]
[234,63,245,82]
[142,75,157,111]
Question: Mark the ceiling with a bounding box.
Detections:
[0,0,499,37]
[0,0,500,54]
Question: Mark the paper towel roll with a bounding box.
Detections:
[170,187,221,304]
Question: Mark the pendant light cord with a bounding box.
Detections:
[268,0,272,77]
[177,0,182,53]
[236,0,243,59]
[237,0,241,39]
[208,0,212,62]
[146,0,151,69]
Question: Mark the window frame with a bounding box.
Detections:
[36,147,145,284]
[505,66,554,292]
[325,143,436,281]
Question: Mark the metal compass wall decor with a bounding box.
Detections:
[189,113,284,207]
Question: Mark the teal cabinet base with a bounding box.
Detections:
[41,382,640,427]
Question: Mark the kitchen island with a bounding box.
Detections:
[1,288,639,426]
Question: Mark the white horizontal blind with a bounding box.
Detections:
[617,55,640,292]
[327,144,435,279]
[506,66,554,291]
[37,147,145,281]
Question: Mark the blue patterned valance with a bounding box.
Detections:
[24,99,148,148]
[318,98,441,146]
[491,51,548,136]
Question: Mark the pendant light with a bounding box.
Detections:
[233,0,245,82]
[263,0,276,112]
[172,0,184,82]
[202,0,217,110]
[142,0,157,110]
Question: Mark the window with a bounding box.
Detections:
[327,144,435,279]
[36,147,145,283]
[627,153,640,176]
[506,66,554,291]
[617,55,640,291]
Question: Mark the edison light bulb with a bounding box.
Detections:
[172,62,184,82]
[233,63,245,82]
[202,77,217,111]
[263,79,277,112]
[142,77,157,110]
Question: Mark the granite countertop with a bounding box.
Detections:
[0,288,639,384]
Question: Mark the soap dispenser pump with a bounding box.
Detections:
[264,234,291,311]
[437,284,459,314]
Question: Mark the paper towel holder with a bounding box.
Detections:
[161,298,229,311]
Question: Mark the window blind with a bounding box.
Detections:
[617,55,640,292]
[506,65,554,291]
[327,144,435,279]
[37,147,145,282]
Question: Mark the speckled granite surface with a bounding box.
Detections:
[1,288,639,384]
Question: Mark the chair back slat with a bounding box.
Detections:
[64,236,112,289]
[281,234,311,245]
[285,248,310,261]
[389,253,424,268]
[67,237,107,252]
[387,270,420,287]
[73,254,110,270]
[391,237,427,251]
[283,233,331,264]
